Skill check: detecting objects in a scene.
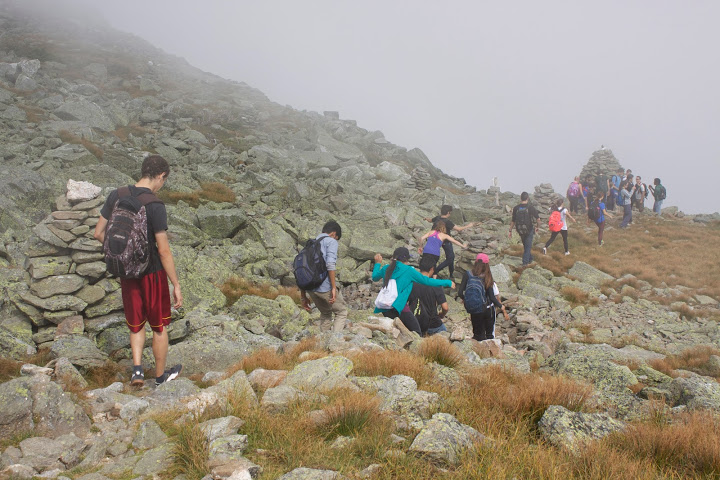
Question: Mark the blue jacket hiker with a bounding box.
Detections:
[372,247,453,335]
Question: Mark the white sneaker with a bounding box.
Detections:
[565,251,570,255]
[542,247,547,255]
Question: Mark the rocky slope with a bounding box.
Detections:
[1,2,720,479]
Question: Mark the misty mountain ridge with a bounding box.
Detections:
[2,3,720,479]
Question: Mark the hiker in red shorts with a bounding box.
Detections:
[94,155,183,387]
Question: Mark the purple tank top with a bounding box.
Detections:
[423,231,443,256]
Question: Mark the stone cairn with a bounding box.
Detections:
[407,166,433,190]
[16,180,121,349]
[532,183,563,221]
[578,147,624,183]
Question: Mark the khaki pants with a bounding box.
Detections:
[308,289,348,333]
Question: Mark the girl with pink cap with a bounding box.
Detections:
[457,253,509,341]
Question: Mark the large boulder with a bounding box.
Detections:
[197,207,247,238]
[669,375,720,411]
[567,261,614,287]
[354,374,440,431]
[0,376,91,440]
[409,413,485,466]
[545,343,643,420]
[229,295,310,340]
[165,337,250,375]
[538,405,626,453]
[54,99,115,132]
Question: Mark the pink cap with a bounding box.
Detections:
[476,253,490,264]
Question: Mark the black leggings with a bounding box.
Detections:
[434,242,455,277]
[470,310,495,341]
[544,230,568,252]
[382,308,421,335]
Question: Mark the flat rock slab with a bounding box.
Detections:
[132,443,174,476]
[50,335,108,369]
[568,261,614,287]
[276,467,342,480]
[284,356,354,393]
[538,405,626,453]
[409,412,485,466]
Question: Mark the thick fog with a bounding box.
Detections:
[75,1,719,213]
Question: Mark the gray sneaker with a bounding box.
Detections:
[155,364,182,386]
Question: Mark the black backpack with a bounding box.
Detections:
[514,205,532,236]
[293,235,328,290]
[103,186,161,279]
[588,200,601,221]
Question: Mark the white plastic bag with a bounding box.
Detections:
[374,279,398,310]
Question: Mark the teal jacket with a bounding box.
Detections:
[372,261,452,313]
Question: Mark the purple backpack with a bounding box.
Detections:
[103,186,161,279]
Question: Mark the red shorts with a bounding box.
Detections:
[121,270,171,333]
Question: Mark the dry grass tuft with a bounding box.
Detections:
[229,347,285,375]
[0,357,22,382]
[349,349,434,389]
[451,365,594,426]
[227,338,325,377]
[159,182,236,208]
[219,276,301,306]
[649,345,720,379]
[418,335,464,368]
[607,411,720,477]
[312,391,382,439]
[197,182,236,204]
[561,286,599,307]
[85,361,126,389]
[169,421,209,480]
[58,129,104,159]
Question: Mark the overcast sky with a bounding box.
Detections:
[75,1,719,214]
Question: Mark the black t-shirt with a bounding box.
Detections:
[409,282,447,333]
[431,216,455,244]
[100,185,167,274]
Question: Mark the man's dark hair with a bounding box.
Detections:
[322,220,342,240]
[654,178,661,185]
[440,205,453,215]
[141,155,170,179]
[520,192,529,201]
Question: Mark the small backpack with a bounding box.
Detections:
[548,210,563,232]
[293,235,328,290]
[514,205,532,236]
[463,271,489,314]
[567,182,580,198]
[587,200,601,221]
[375,279,398,310]
[103,186,161,279]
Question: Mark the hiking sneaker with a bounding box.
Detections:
[542,247,547,255]
[156,364,182,386]
[130,368,145,387]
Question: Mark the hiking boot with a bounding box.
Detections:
[542,247,547,255]
[130,368,145,387]
[156,364,182,386]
